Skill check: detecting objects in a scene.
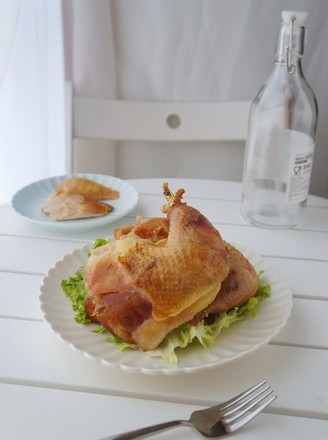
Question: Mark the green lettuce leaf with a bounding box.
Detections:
[93,238,109,249]
[61,267,90,324]
[105,334,137,351]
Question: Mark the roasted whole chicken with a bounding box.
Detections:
[84,183,258,351]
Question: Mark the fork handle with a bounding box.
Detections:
[100,419,187,439]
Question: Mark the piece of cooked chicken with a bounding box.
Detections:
[42,192,113,221]
[83,182,230,351]
[114,216,169,242]
[56,177,119,200]
[189,242,258,325]
[115,217,259,326]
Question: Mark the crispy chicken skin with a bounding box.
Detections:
[114,216,169,242]
[83,183,230,351]
[56,177,119,200]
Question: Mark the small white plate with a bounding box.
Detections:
[40,243,293,375]
[12,173,139,230]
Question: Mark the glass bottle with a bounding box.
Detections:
[241,11,318,229]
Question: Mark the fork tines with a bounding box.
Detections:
[217,381,277,433]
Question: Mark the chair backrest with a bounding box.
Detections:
[67,82,251,179]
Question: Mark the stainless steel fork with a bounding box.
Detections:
[101,380,277,439]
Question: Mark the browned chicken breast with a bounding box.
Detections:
[56,177,119,200]
[42,192,113,221]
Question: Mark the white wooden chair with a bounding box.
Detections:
[66,82,250,181]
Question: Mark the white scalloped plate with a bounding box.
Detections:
[40,243,292,375]
[12,174,139,230]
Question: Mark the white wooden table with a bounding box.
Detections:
[1,178,328,439]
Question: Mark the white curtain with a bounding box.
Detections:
[0,0,21,203]
[0,1,21,90]
[0,0,66,203]
[1,0,328,202]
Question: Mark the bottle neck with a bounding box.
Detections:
[274,22,306,74]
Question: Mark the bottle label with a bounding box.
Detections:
[286,148,314,204]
